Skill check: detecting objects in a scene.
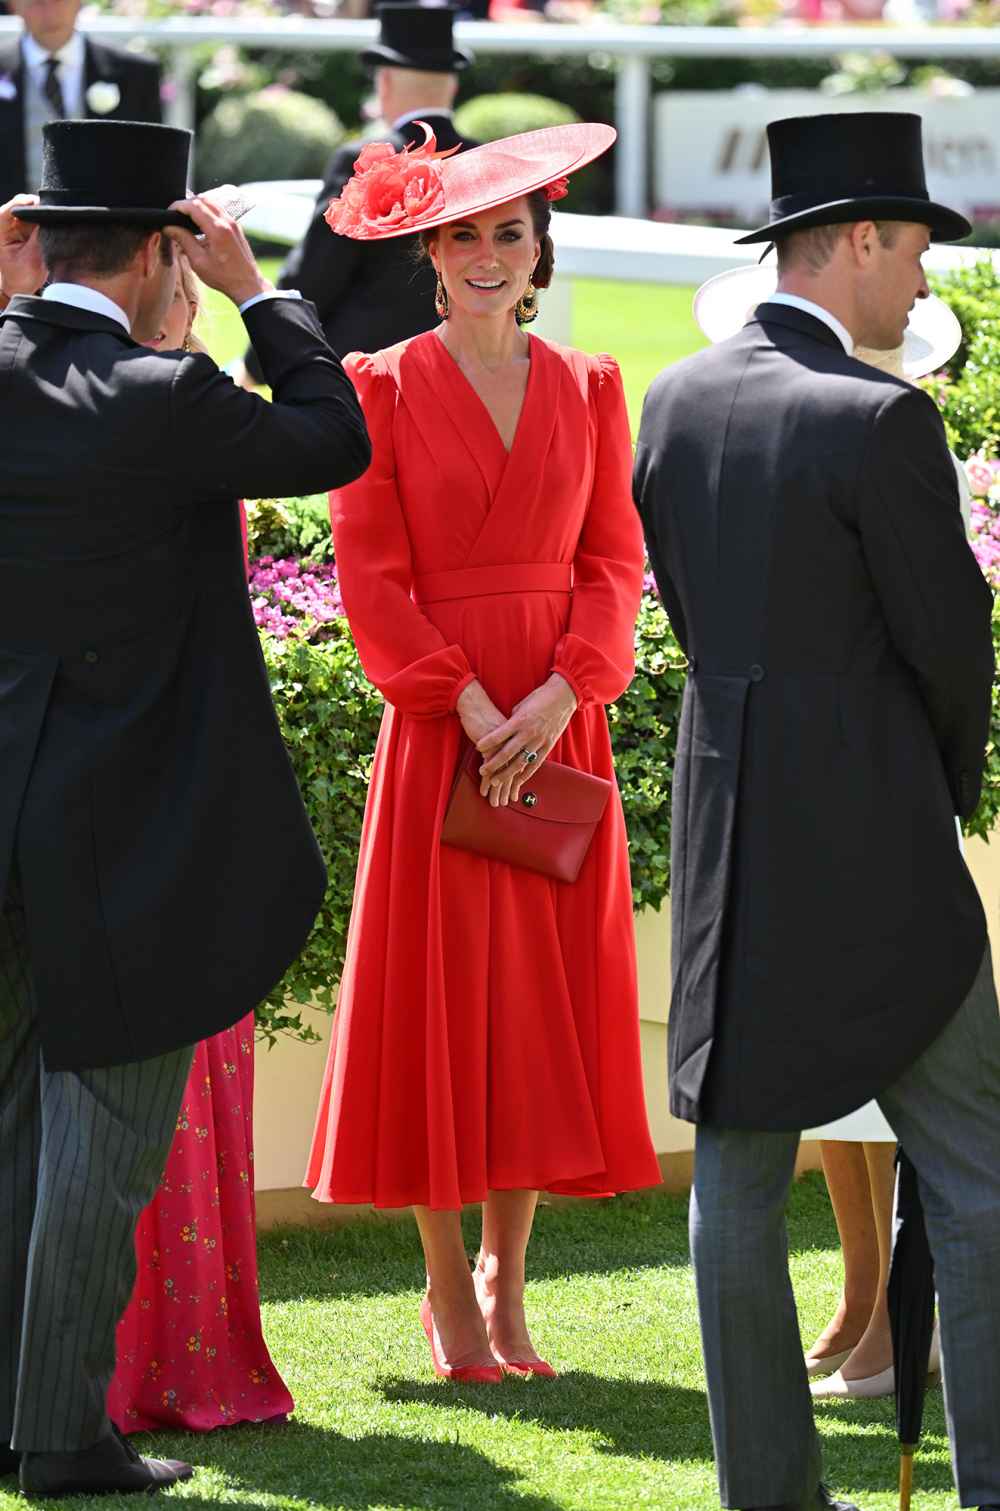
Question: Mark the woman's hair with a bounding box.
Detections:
[419,188,556,293]
[177,253,210,355]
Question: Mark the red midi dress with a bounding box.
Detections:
[306,331,660,1210]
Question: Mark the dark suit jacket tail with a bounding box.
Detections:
[634,303,993,1131]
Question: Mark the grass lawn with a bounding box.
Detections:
[201,265,705,434]
[0,1174,954,1511]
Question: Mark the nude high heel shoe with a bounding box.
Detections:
[810,1322,941,1400]
[805,1348,853,1380]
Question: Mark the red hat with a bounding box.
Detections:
[324,121,615,242]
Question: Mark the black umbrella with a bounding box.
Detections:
[887,1148,938,1511]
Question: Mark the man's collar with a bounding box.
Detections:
[764,292,854,356]
[391,107,453,133]
[22,29,85,69]
[43,282,131,333]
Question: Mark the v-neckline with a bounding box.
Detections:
[431,330,536,459]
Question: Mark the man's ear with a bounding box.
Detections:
[848,220,878,266]
[139,231,162,280]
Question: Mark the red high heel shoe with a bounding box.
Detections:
[419,1296,503,1384]
[471,1266,558,1378]
[497,1358,558,1379]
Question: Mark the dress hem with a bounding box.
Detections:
[305,1172,662,1210]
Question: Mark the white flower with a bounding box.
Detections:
[0,75,17,102]
[86,80,121,116]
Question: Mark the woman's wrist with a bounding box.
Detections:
[455,678,484,719]
[546,671,578,713]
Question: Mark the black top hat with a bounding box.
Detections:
[736,112,971,245]
[13,120,196,228]
[361,3,473,74]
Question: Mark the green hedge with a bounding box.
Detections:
[196,86,344,191]
[253,259,1000,1042]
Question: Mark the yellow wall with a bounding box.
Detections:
[254,833,1000,1228]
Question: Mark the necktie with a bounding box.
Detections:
[43,56,66,119]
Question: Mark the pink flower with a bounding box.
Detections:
[249,556,345,642]
[965,453,1000,497]
[545,177,570,203]
[324,123,458,238]
[353,141,397,174]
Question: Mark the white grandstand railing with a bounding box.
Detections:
[1,15,999,216]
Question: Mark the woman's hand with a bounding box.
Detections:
[455,679,507,752]
[476,674,578,807]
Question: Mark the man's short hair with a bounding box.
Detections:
[775,219,902,275]
[38,222,173,281]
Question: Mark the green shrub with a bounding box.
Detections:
[195,86,343,191]
[928,259,1000,460]
[246,495,333,565]
[259,625,385,1043]
[454,92,580,144]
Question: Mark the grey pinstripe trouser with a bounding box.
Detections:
[691,946,1000,1510]
[0,876,194,1453]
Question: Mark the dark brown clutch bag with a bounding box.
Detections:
[441,744,612,884]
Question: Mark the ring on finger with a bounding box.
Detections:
[522,749,539,765]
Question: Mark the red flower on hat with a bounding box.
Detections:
[324,123,458,237]
[545,177,569,203]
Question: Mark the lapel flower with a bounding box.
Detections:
[544,177,569,203]
[0,75,17,102]
[86,79,121,116]
[324,122,458,238]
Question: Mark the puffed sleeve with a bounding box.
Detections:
[329,354,476,718]
[551,355,644,707]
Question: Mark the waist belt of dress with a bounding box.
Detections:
[412,563,573,606]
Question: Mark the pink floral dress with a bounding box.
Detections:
[106,1016,293,1432]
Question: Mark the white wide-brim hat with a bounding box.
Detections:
[693,264,962,380]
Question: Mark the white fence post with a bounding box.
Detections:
[164,46,199,173]
[615,55,650,220]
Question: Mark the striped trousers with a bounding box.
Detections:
[0,875,193,1453]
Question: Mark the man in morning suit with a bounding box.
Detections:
[0,0,162,206]
[633,112,1000,1511]
[239,1,475,386]
[0,119,370,1498]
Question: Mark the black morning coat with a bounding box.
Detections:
[0,35,163,205]
[243,113,474,382]
[0,294,371,1072]
[633,302,994,1131]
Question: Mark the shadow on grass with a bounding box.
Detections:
[814,1390,955,1495]
[41,1421,564,1511]
[378,1374,715,1466]
[376,1373,957,1498]
[260,1187,696,1303]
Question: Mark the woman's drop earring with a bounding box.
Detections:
[516,279,539,325]
[435,276,450,319]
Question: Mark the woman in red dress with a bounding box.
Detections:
[307,125,660,1382]
[107,256,293,1434]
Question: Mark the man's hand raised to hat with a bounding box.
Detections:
[164,196,273,308]
[0,196,47,308]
